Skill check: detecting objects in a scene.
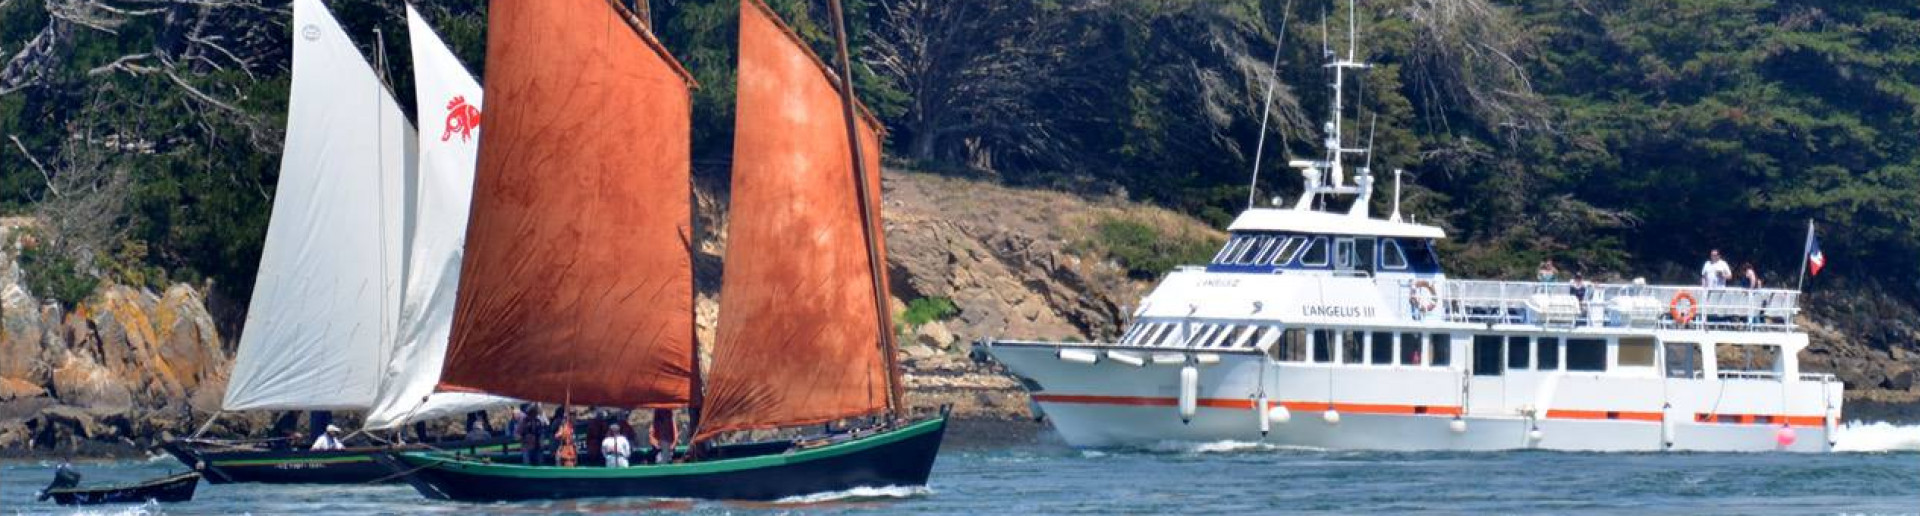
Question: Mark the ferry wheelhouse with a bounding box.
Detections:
[983,6,1841,452]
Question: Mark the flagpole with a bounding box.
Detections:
[1795,219,1812,292]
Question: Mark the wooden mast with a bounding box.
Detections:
[826,0,904,420]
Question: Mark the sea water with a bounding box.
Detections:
[5,423,1916,515]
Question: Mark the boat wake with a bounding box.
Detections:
[1143,440,1325,454]
[1832,422,1920,452]
[67,500,160,516]
[769,485,932,504]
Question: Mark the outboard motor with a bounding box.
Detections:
[37,463,81,501]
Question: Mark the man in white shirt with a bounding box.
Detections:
[1701,249,1732,288]
[601,423,632,468]
[310,425,345,451]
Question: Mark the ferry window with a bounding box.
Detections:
[1207,325,1242,348]
[1666,342,1702,379]
[1119,324,1144,345]
[1300,237,1329,266]
[1400,332,1423,365]
[1715,343,1780,372]
[1370,332,1394,365]
[1228,325,1259,348]
[1566,338,1607,372]
[1311,329,1333,363]
[1334,239,1356,269]
[1342,331,1366,364]
[1507,336,1530,370]
[1267,237,1302,265]
[1472,334,1505,376]
[1271,328,1307,362]
[1429,334,1452,366]
[1380,239,1409,269]
[1149,323,1178,346]
[1536,337,1561,371]
[1355,238,1375,271]
[1233,237,1267,264]
[1618,337,1656,367]
[1187,324,1221,347]
[1251,237,1281,264]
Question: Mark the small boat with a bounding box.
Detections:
[162,0,517,483]
[38,466,200,506]
[378,0,946,502]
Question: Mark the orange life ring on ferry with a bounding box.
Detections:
[1670,291,1700,326]
[1410,280,1439,312]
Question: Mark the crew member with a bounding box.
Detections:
[311,425,345,451]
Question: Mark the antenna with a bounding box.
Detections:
[1347,0,1359,62]
[1363,113,1377,172]
[1246,0,1295,209]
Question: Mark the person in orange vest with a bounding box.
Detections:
[649,408,676,464]
[553,407,578,468]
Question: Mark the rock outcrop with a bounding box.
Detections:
[0,222,237,455]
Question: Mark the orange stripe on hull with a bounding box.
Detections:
[1032,395,1824,426]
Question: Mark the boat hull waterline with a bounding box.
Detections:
[379,416,947,502]
[162,438,519,484]
[41,472,201,506]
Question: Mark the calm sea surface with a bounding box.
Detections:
[5,423,1917,515]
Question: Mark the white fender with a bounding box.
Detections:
[1178,366,1199,423]
[1528,427,1544,443]
[1057,349,1099,364]
[1448,416,1467,434]
[1151,353,1186,365]
[1107,350,1146,367]
[1256,396,1272,435]
[1660,403,1677,449]
[1268,404,1292,424]
[1322,408,1341,425]
[1194,353,1222,365]
[1824,407,1839,447]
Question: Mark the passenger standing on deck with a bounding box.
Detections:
[1701,249,1732,288]
[310,425,344,451]
[1537,259,1559,283]
[553,407,578,467]
[601,423,632,468]
[516,404,545,466]
[1739,263,1764,289]
[649,408,677,464]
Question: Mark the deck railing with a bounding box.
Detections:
[1426,279,1799,332]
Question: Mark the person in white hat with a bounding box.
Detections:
[310,424,345,451]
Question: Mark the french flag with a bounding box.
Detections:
[1806,232,1825,276]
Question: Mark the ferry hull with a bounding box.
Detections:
[989,343,1837,453]
[377,416,947,502]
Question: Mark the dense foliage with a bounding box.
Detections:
[2,0,1916,312]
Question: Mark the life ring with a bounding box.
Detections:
[1410,280,1439,312]
[1670,291,1699,326]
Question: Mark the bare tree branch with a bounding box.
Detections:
[9,134,58,199]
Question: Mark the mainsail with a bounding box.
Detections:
[435,0,698,408]
[695,0,894,441]
[223,0,417,412]
[364,5,517,430]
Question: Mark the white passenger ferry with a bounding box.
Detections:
[983,7,1841,452]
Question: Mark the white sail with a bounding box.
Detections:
[364,5,516,430]
[222,0,416,412]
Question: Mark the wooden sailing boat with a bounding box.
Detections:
[377,0,947,501]
[162,0,515,484]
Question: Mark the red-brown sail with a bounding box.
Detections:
[436,0,698,408]
[695,0,892,441]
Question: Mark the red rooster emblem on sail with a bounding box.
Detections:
[442,95,481,142]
